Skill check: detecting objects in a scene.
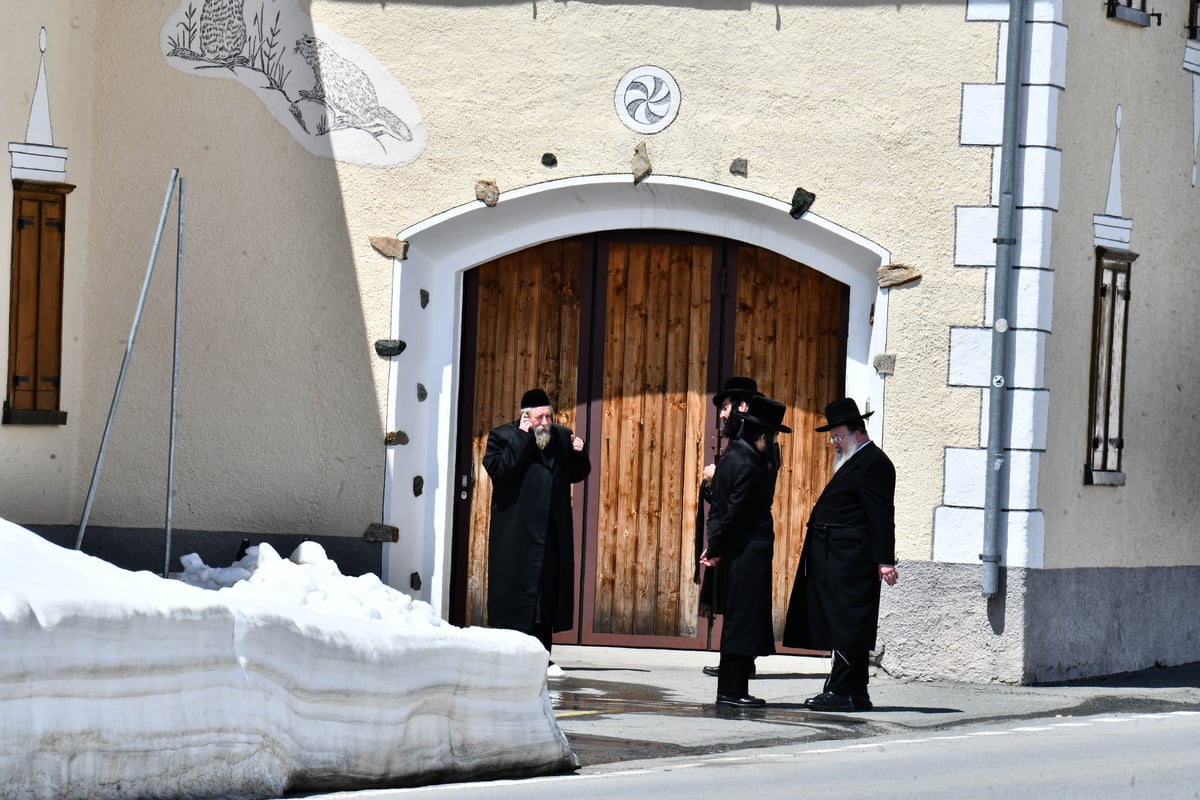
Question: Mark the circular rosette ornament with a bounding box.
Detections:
[615,66,681,134]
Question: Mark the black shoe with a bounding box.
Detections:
[851,695,873,711]
[716,693,766,708]
[804,691,854,712]
[703,664,757,678]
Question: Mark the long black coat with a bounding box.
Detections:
[706,438,778,657]
[482,420,590,633]
[783,441,896,652]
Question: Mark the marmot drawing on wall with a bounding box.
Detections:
[198,0,248,65]
[294,34,412,143]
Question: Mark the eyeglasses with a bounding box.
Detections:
[829,433,848,443]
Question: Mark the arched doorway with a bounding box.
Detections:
[382,176,889,633]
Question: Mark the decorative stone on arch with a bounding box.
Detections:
[380,175,891,613]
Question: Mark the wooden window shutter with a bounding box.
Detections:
[1085,246,1135,485]
[5,181,74,425]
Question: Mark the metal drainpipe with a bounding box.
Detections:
[982,0,1028,598]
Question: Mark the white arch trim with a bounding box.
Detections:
[382,175,891,614]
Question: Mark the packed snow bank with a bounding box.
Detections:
[0,519,575,800]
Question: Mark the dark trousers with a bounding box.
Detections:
[825,649,869,696]
[717,652,756,697]
[529,621,553,654]
[530,524,558,657]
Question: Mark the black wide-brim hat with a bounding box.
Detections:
[814,397,873,432]
[739,395,792,433]
[713,376,758,408]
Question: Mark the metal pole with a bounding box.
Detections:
[981,1,1028,598]
[163,177,185,577]
[76,168,179,551]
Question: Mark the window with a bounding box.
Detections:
[1085,247,1135,486]
[5,180,73,425]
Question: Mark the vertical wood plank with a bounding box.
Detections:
[594,242,628,633]
[593,240,710,638]
[680,246,710,636]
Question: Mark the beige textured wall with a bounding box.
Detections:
[316,1,994,556]
[71,2,384,535]
[1042,5,1200,567]
[5,2,995,549]
[0,3,95,524]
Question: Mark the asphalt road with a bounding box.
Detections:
[285,710,1200,799]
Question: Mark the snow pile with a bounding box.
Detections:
[0,519,575,800]
[174,539,442,627]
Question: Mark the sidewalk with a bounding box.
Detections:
[548,646,1200,772]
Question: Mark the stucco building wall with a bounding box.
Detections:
[5,1,1198,682]
[17,2,990,546]
[1,4,95,524]
[882,1,1200,684]
[1040,2,1200,570]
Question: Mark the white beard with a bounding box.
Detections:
[832,448,852,473]
[534,426,551,450]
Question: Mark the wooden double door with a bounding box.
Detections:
[451,231,847,649]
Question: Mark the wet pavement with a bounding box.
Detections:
[547,646,1200,773]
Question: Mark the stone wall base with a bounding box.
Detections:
[879,560,1200,684]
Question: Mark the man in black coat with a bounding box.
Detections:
[783,397,899,712]
[700,395,791,708]
[483,388,590,674]
[697,376,760,677]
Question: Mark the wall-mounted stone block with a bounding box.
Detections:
[877,263,921,288]
[475,179,500,207]
[369,236,408,260]
[374,339,406,357]
[631,141,652,184]
[789,186,815,218]
[362,522,399,543]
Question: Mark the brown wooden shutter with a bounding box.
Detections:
[6,181,73,425]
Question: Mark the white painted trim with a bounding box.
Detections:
[967,0,1062,23]
[984,264,1055,331]
[938,0,1065,570]
[949,327,1046,389]
[381,175,891,614]
[944,446,1042,508]
[956,206,1055,268]
[933,505,1045,568]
